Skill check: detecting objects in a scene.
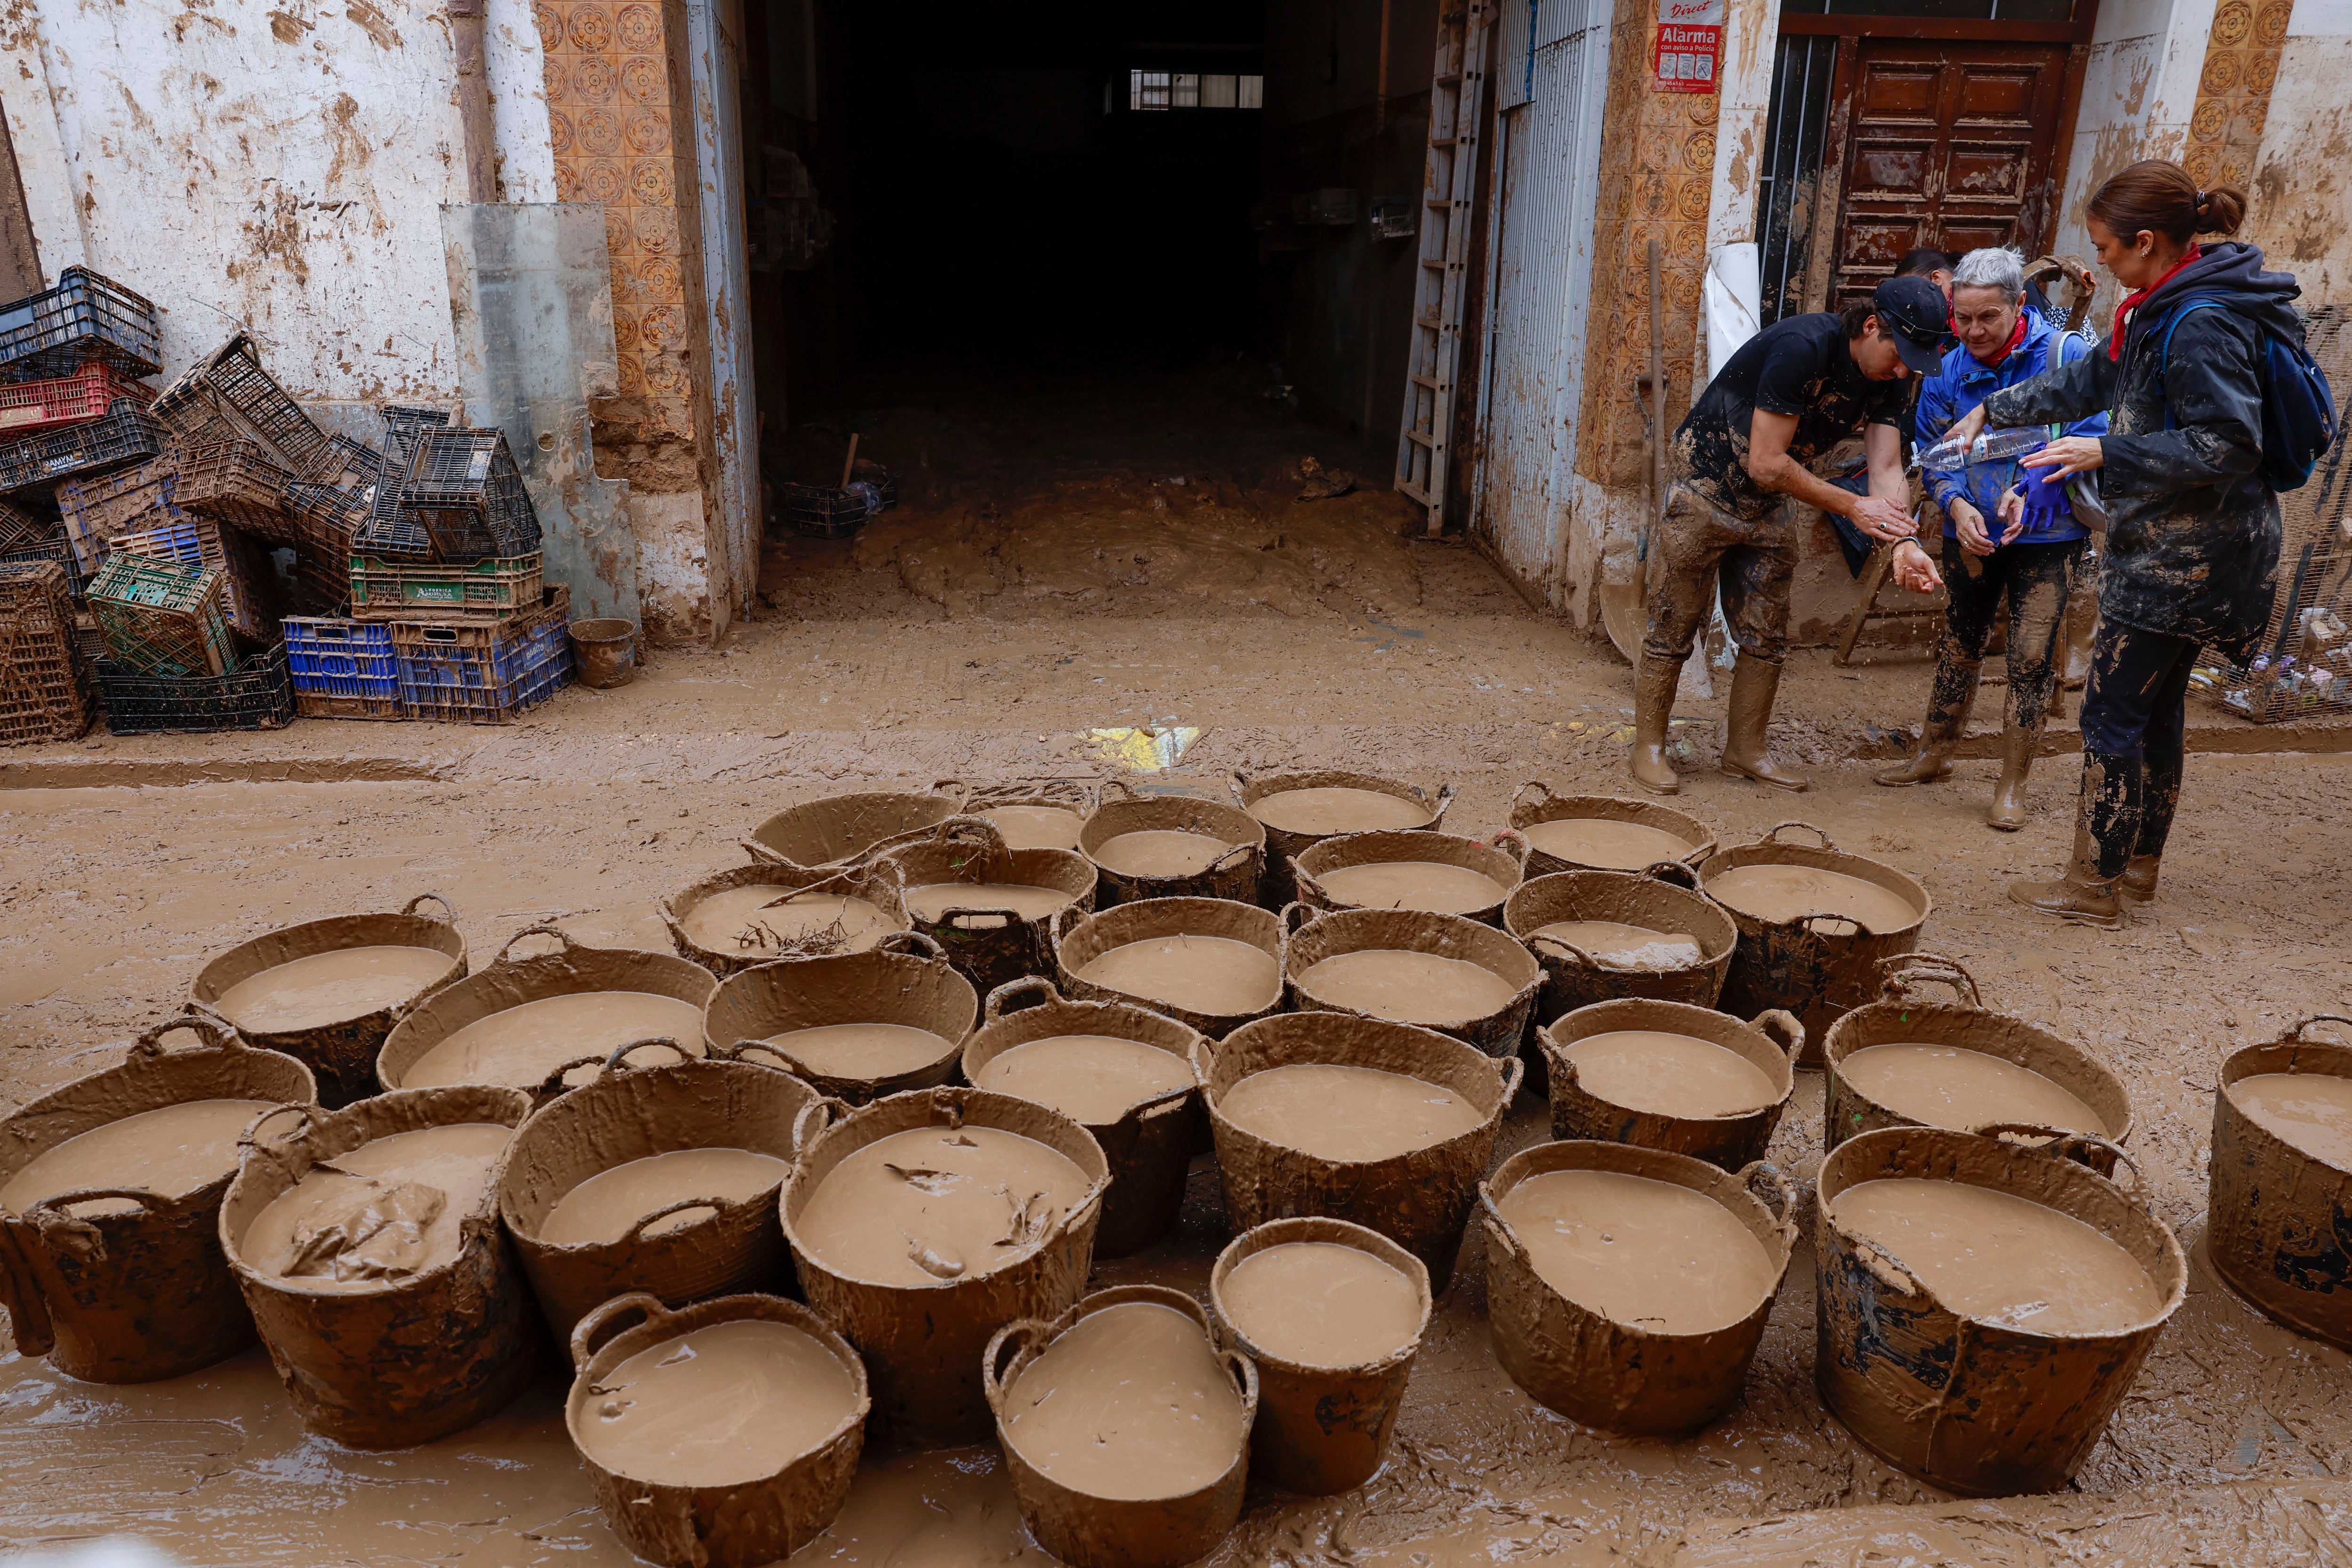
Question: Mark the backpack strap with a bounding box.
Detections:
[2155,297,2232,431]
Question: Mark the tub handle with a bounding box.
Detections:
[1737,1159,1799,1240]
[791,1096,852,1162]
[1428,781,1457,830]
[493,923,580,967]
[922,812,1014,860]
[1793,911,1872,939]
[1529,932,1604,971]
[1639,859,1702,892]
[1756,821,1836,851]
[2284,1015,2352,1046]
[1487,828,1532,868]
[1208,841,1256,875]
[1750,1009,1806,1061]
[1493,1052,1526,1109]
[1279,901,1317,938]
[570,1290,670,1374]
[723,1039,807,1078]
[1845,1233,1930,1299]
[532,1054,609,1102]
[982,1317,1052,1415]
[984,976,1064,1022]
[1226,770,1253,809]
[1507,779,1556,820]
[1049,904,1085,947]
[1477,1182,1537,1271]
[129,1009,243,1060]
[0,1224,56,1358]
[1974,1123,2145,1189]
[624,1197,728,1242]
[238,1102,316,1151]
[1216,1345,1260,1417]
[876,930,947,963]
[1289,861,1330,906]
[927,778,972,804]
[25,1189,158,1259]
[402,891,459,924]
[1875,954,1982,1009]
[938,906,1023,933]
[604,1037,688,1074]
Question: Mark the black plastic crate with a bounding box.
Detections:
[776,468,898,540]
[402,429,541,559]
[352,470,435,561]
[0,401,165,494]
[150,333,338,482]
[0,268,162,380]
[381,405,451,463]
[0,535,87,597]
[95,641,293,734]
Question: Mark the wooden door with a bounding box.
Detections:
[1824,40,2070,308]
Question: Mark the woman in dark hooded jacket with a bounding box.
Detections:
[1940,159,2303,927]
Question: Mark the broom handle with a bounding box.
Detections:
[840,432,860,488]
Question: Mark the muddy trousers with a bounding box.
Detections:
[2075,621,2199,878]
[1643,486,1797,665]
[1928,535,2084,733]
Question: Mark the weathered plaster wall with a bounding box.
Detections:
[2244,0,2352,304]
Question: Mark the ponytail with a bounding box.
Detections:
[2089,159,2246,244]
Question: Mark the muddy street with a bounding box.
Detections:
[6,376,2352,1567]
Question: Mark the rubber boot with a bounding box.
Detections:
[1719,653,1808,792]
[2007,757,2128,928]
[1629,653,1685,796]
[2118,854,2160,903]
[1986,722,2034,830]
[1876,653,1978,787]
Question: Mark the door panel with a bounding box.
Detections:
[1826,40,2068,309]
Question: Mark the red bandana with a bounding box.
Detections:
[1967,309,2030,367]
[2109,244,2201,360]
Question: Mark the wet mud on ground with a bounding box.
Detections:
[7,372,2352,1563]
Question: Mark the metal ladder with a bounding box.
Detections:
[1393,1,1495,537]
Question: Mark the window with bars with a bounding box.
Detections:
[1128,71,1263,111]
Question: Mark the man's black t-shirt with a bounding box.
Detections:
[1670,312,1909,522]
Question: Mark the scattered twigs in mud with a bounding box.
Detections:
[736,907,853,958]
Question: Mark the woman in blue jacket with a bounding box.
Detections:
[1876,247,2108,829]
[1941,161,2298,927]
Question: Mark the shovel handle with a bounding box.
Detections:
[571,1291,669,1374]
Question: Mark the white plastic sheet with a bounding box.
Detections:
[1705,241,1762,383]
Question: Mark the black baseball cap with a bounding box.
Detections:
[1873,276,1950,374]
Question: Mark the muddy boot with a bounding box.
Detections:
[1875,653,1979,787]
[2007,755,2131,928]
[1629,654,1685,796]
[2118,854,2161,903]
[1720,653,1808,792]
[1986,723,2034,830]
[2007,824,2127,929]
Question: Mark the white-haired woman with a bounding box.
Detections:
[1875,246,2108,828]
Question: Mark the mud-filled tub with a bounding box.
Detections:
[961,977,1204,1258]
[0,1013,316,1383]
[376,926,716,1101]
[1079,793,1266,907]
[743,784,967,870]
[1502,866,1739,1016]
[781,1085,1110,1445]
[661,862,909,977]
[702,934,976,1103]
[1197,1011,1519,1289]
[1507,783,1716,877]
[498,1046,824,1336]
[1232,769,1453,906]
[1481,1140,1796,1436]
[874,817,1097,996]
[1053,897,1287,1038]
[1815,1125,2185,1495]
[190,893,468,1108]
[2208,1016,2352,1349]
[964,780,1098,851]
[1290,828,1527,926]
[1539,998,1802,1170]
[1282,905,1544,1059]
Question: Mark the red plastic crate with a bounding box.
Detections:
[0,363,155,436]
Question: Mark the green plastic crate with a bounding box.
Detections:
[87,554,236,677]
[349,551,542,621]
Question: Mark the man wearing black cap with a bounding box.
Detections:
[1630,274,1949,795]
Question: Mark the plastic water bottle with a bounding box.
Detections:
[1916,426,2048,473]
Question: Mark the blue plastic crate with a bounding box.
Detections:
[284,617,398,699]
[390,591,571,724]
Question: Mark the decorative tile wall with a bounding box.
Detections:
[2183,0,2293,194]
[535,0,703,444]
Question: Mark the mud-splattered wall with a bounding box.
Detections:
[2245,0,2352,305]
[0,0,550,405]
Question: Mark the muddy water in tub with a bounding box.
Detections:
[979,805,1085,851]
[1091,830,1235,878]
[1837,1044,2108,1135]
[240,1122,514,1289]
[1529,920,1703,970]
[1295,951,1516,1023]
[1704,865,1917,934]
[1559,1030,1779,1117]
[0,1099,279,1216]
[214,946,456,1034]
[1248,788,1431,835]
[1495,1170,1777,1334]
[1222,1241,1421,1366]
[1829,1178,2161,1333]
[579,1317,859,1486]
[401,993,705,1090]
[1075,935,1280,1017]
[681,889,893,955]
[1000,1300,1245,1499]
[903,883,1074,922]
[794,1125,1091,1287]
[1520,820,1695,870]
[760,1023,954,1080]
[1316,861,1507,915]
[2229,1072,2352,1167]
[1220,1064,1482,1162]
[970,1035,1193,1124]
[540,1147,795,1246]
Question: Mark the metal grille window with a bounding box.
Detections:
[1753,35,1838,324]
[1172,72,1201,106]
[1128,69,1262,110]
[1130,71,1171,110]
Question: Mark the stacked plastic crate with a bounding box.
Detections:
[346,415,569,723]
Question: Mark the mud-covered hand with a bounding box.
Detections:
[1949,496,1999,557]
[1891,540,1942,594]
[2020,435,2103,479]
[1848,493,1915,541]
[1994,484,2029,545]
[1945,403,1989,453]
